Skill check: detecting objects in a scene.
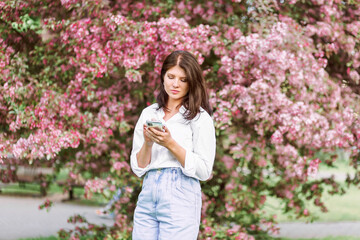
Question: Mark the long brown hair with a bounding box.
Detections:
[156,50,212,120]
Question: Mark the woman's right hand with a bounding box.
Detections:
[143,124,154,146]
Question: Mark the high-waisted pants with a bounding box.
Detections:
[132,167,202,240]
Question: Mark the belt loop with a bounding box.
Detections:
[155,168,161,181]
[177,169,181,188]
[172,168,175,181]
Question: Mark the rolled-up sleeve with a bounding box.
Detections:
[181,114,216,181]
[130,111,150,177]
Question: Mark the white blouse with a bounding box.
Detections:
[130,103,216,181]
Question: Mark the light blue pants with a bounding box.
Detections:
[132,168,202,240]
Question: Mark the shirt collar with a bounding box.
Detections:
[156,105,187,123]
[156,105,186,114]
[179,105,187,115]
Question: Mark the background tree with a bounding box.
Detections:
[1,0,359,239]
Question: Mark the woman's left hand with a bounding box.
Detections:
[145,125,174,149]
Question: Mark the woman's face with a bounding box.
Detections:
[163,65,189,104]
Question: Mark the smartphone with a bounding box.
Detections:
[145,120,164,131]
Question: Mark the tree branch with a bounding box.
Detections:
[0,18,31,48]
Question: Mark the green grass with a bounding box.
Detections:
[265,184,360,223]
[316,149,356,175]
[0,182,107,206]
[0,168,108,206]
[0,181,84,196]
[318,160,356,175]
[264,154,360,223]
[265,183,360,223]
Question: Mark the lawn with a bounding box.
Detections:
[316,149,356,175]
[264,155,360,223]
[264,184,360,223]
[0,168,107,206]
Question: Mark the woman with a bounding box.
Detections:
[130,50,216,240]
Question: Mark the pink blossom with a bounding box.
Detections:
[69,171,77,179]
[350,70,360,84]
[125,69,142,82]
[113,161,130,171]
[204,226,212,234]
[109,185,116,191]
[303,209,309,216]
[84,179,108,198]
[271,130,283,144]
[222,155,235,169]
[307,158,321,177]
[311,184,318,191]
[60,0,80,9]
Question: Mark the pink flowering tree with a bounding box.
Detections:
[1,0,360,239]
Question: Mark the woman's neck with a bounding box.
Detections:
[166,99,182,112]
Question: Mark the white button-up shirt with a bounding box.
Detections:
[130,103,216,181]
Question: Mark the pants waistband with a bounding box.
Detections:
[147,167,181,174]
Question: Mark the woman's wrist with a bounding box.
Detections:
[165,138,177,152]
[166,138,186,167]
